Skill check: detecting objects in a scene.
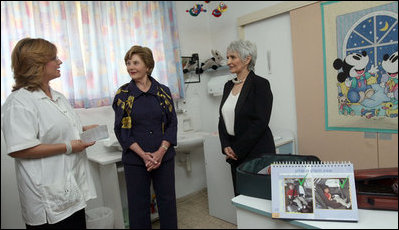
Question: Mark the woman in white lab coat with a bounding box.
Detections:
[2,37,98,229]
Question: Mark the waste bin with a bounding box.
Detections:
[86,207,114,229]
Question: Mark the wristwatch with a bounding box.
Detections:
[65,141,72,154]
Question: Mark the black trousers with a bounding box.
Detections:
[25,208,86,229]
[229,151,264,197]
[124,159,177,229]
[226,133,275,197]
[230,163,240,197]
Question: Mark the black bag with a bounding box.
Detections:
[236,154,321,200]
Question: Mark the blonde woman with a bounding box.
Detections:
[2,37,98,228]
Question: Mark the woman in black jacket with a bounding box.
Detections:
[218,40,276,196]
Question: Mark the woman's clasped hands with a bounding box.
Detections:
[143,149,165,171]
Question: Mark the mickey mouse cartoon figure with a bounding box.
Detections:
[380,51,398,101]
[333,51,378,104]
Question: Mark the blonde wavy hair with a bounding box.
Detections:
[11,38,57,92]
[124,45,155,75]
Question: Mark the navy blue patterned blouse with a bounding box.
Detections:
[112,76,177,165]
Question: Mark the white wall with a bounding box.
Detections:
[244,13,298,150]
[208,1,281,55]
[1,131,25,229]
[175,1,213,57]
[176,1,282,57]
[175,1,297,144]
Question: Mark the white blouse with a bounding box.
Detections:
[1,88,97,225]
[222,91,240,136]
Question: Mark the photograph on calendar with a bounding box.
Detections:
[314,178,352,210]
[271,161,358,221]
[284,178,314,213]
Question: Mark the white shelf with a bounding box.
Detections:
[184,65,230,74]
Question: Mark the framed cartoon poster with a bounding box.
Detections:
[321,1,398,133]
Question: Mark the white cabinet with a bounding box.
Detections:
[203,133,295,225]
[88,151,160,229]
[88,151,125,229]
[204,134,237,225]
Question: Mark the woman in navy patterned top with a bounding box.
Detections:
[113,45,177,229]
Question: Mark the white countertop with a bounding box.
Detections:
[200,132,293,148]
[274,136,294,148]
[87,131,210,165]
[87,150,122,165]
[87,131,295,165]
[232,195,398,229]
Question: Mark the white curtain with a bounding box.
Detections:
[1,1,185,108]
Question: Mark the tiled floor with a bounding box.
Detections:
[152,189,237,229]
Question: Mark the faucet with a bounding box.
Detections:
[175,99,187,114]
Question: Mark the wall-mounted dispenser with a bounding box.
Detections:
[207,74,232,96]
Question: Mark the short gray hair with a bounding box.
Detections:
[227,40,257,71]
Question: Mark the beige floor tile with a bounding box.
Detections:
[152,188,236,229]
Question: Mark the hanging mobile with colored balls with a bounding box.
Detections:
[212,9,221,17]
[212,2,228,17]
[218,2,228,12]
[186,4,207,17]
[186,2,228,18]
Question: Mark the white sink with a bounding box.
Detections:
[103,132,205,153]
[175,132,205,153]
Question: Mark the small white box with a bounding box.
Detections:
[207,75,232,96]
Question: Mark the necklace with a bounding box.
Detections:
[232,78,244,84]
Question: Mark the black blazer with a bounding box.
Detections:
[218,71,276,165]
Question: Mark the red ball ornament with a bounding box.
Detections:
[212,9,221,17]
